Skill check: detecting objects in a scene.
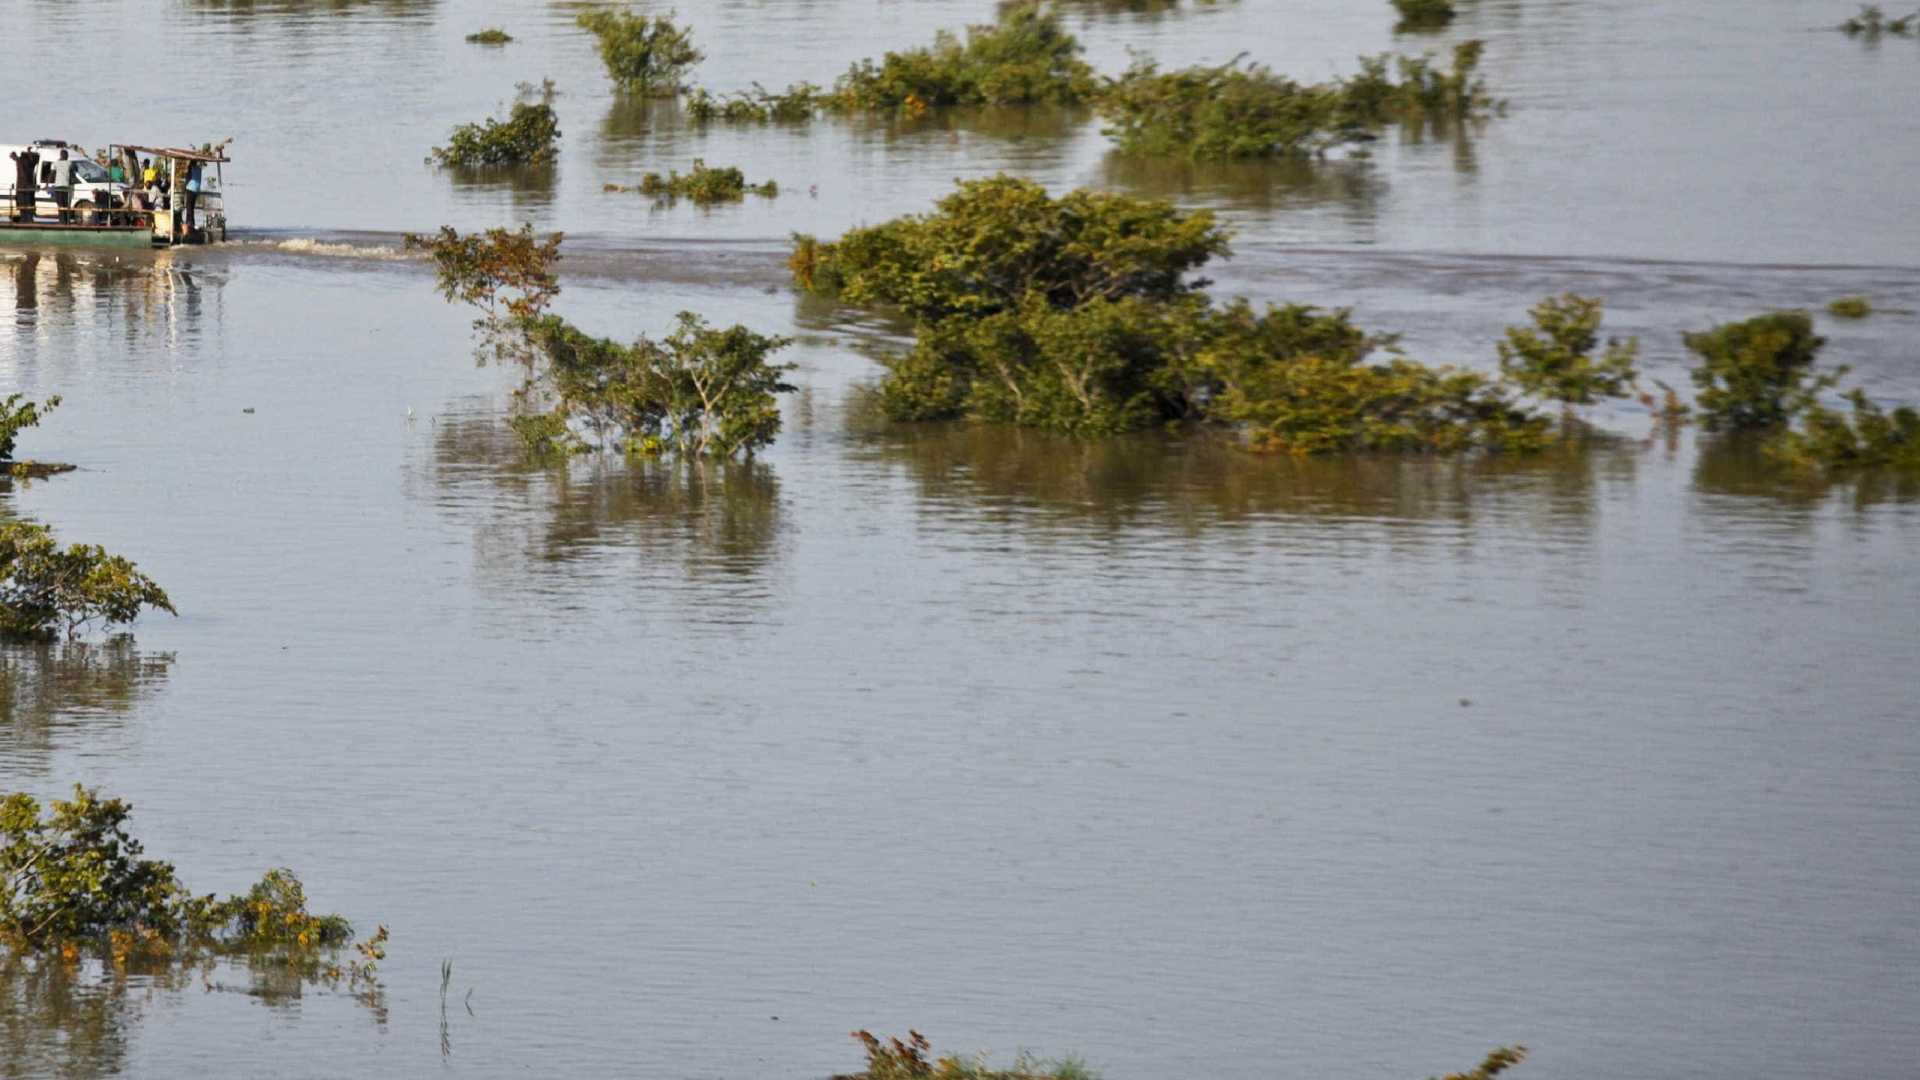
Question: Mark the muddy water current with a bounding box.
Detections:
[3,2,1919,1078]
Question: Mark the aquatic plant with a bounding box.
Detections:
[790,175,1229,321]
[1434,1046,1529,1080]
[1,786,384,986]
[610,160,778,205]
[0,524,175,641]
[843,1031,1096,1080]
[1097,41,1496,159]
[427,100,561,167]
[1767,389,1920,471]
[1684,312,1841,431]
[0,395,60,465]
[1839,5,1918,36]
[403,224,564,366]
[831,2,1099,111]
[518,313,795,458]
[576,8,704,95]
[1497,294,1639,415]
[1826,296,1874,318]
[1392,0,1456,30]
[797,177,1549,452]
[685,83,825,123]
[465,27,512,45]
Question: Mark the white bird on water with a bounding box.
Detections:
[406,406,416,423]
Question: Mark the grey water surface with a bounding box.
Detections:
[2,2,1919,1078]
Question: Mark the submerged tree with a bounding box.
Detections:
[518,313,795,458]
[404,224,564,365]
[427,99,560,167]
[0,524,175,641]
[1,785,385,987]
[1497,294,1639,420]
[1684,312,1839,432]
[1392,0,1456,30]
[832,2,1099,110]
[576,8,704,95]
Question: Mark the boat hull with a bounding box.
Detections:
[0,223,156,248]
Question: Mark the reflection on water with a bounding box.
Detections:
[3,251,221,360]
[1101,151,1386,218]
[851,412,1632,541]
[421,410,784,612]
[0,951,386,1080]
[1693,433,1920,513]
[0,639,175,773]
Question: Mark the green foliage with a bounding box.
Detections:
[789,174,1229,321]
[1684,312,1841,431]
[686,83,825,123]
[0,394,60,464]
[1497,294,1639,410]
[1098,41,1495,159]
[1826,295,1873,318]
[402,224,564,365]
[848,1031,1096,1080]
[522,312,796,458]
[0,523,176,641]
[1839,5,1918,35]
[617,159,779,205]
[427,100,560,166]
[1768,389,1920,471]
[576,8,704,95]
[831,2,1098,111]
[1190,301,1549,454]
[464,27,512,44]
[1392,0,1456,29]
[1,786,384,984]
[1432,1046,1528,1080]
[800,178,1547,455]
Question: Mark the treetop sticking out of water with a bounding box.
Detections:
[464,27,512,45]
[0,524,176,642]
[1838,5,1918,36]
[1391,0,1456,31]
[605,160,779,205]
[830,2,1099,110]
[1097,41,1497,159]
[1,786,385,991]
[576,8,704,95]
[427,99,560,167]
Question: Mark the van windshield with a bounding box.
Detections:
[72,159,111,183]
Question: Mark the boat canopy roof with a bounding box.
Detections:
[114,144,231,163]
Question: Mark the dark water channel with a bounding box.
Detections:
[3,2,1919,1078]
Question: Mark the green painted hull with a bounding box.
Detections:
[0,224,155,249]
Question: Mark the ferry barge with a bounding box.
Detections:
[2,139,229,248]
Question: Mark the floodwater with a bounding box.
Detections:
[2,2,1918,1078]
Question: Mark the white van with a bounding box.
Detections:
[2,139,132,224]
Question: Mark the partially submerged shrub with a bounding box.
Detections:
[0,523,175,641]
[1684,312,1840,431]
[0,394,60,464]
[686,83,824,123]
[1098,41,1495,159]
[520,312,795,458]
[797,177,1548,453]
[1435,1046,1529,1080]
[843,1030,1094,1080]
[790,174,1229,321]
[1826,295,1873,318]
[576,8,704,95]
[1839,5,1918,36]
[403,223,563,364]
[1,785,384,986]
[465,27,512,45]
[832,2,1099,110]
[427,100,560,166]
[613,159,778,205]
[1497,294,1639,413]
[1767,389,1920,471]
[1392,0,1456,29]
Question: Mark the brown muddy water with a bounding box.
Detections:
[3,2,1919,1078]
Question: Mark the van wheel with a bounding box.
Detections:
[73,200,96,225]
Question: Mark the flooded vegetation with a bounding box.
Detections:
[4,0,1920,1077]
